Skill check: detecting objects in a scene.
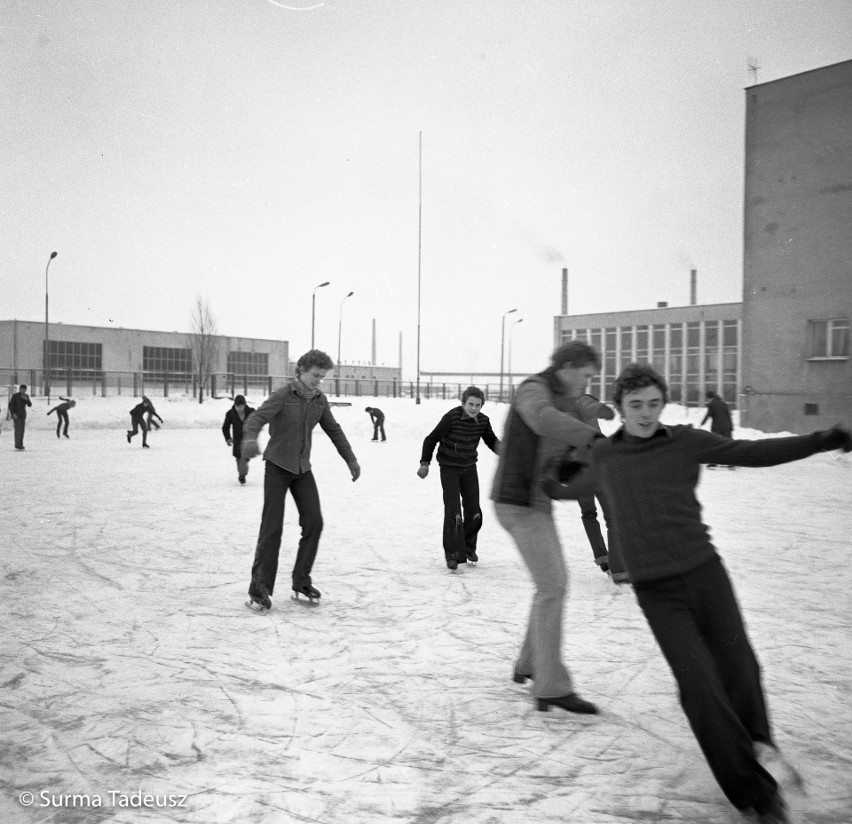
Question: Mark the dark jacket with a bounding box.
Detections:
[700,396,733,437]
[554,425,848,584]
[9,391,32,420]
[420,406,499,469]
[130,400,162,422]
[490,371,599,511]
[222,404,255,459]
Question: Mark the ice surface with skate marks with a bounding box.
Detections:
[1,396,849,823]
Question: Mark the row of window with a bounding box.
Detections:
[42,343,273,376]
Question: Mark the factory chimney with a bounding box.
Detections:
[561,268,568,315]
[371,319,376,366]
[690,269,697,306]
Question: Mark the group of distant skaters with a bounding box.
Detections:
[228,342,848,824]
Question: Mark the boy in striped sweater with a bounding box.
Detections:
[418,387,500,569]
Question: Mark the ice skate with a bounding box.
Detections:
[535,692,598,714]
[466,550,478,565]
[446,558,458,570]
[755,742,805,792]
[293,584,321,602]
[245,597,270,614]
[247,582,272,612]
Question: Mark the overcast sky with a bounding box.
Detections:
[3,0,851,378]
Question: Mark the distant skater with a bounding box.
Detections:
[418,386,500,569]
[222,394,255,484]
[47,397,76,438]
[9,384,32,451]
[242,350,361,610]
[549,363,851,823]
[701,390,735,469]
[127,396,162,448]
[365,406,386,441]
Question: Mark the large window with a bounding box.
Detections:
[45,341,102,379]
[809,319,849,359]
[143,346,192,378]
[227,351,269,376]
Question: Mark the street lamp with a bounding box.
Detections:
[337,291,354,372]
[499,308,517,401]
[311,281,330,349]
[44,251,58,403]
[508,317,524,395]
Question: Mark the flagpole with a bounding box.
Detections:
[416,131,422,405]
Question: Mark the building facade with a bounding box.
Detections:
[555,303,742,406]
[741,59,852,433]
[0,319,289,396]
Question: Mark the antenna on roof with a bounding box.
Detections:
[747,57,760,85]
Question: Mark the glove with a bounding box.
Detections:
[226,438,233,446]
[242,439,260,460]
[417,464,429,479]
[349,460,361,482]
[821,425,852,453]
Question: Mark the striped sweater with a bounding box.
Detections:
[420,406,500,468]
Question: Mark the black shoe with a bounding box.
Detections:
[126,431,132,443]
[63,434,69,439]
[752,791,789,824]
[238,475,246,485]
[446,558,458,570]
[248,582,272,610]
[293,584,321,600]
[142,443,150,448]
[512,671,532,684]
[536,692,599,714]
[467,551,478,563]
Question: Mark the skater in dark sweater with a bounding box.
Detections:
[418,386,500,569]
[127,396,162,448]
[548,363,851,823]
[242,350,360,610]
[365,406,386,441]
[9,384,32,450]
[47,397,76,438]
[701,390,735,468]
[222,394,255,484]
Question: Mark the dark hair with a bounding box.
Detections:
[705,389,717,399]
[234,395,246,405]
[549,340,601,371]
[613,363,669,407]
[364,406,372,412]
[461,386,484,404]
[19,384,27,391]
[296,349,334,375]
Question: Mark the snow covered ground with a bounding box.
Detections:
[1,394,850,824]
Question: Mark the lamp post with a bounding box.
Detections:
[508,317,524,396]
[311,281,330,349]
[499,308,517,401]
[44,251,58,403]
[337,291,354,372]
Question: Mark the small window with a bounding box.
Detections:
[808,319,849,359]
[804,403,819,416]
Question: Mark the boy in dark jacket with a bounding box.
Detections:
[222,395,255,484]
[126,396,162,448]
[418,386,500,569]
[550,363,851,823]
[47,397,76,438]
[9,384,32,450]
[365,406,386,441]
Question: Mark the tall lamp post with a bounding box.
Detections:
[507,317,524,396]
[311,281,330,349]
[337,291,354,372]
[44,251,58,403]
[499,307,517,401]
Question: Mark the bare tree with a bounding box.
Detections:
[189,296,221,404]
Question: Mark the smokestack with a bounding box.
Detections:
[690,269,697,306]
[371,319,376,366]
[561,268,568,315]
[657,301,668,308]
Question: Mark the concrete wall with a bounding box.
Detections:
[741,60,852,433]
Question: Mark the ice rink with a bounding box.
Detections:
[1,395,850,823]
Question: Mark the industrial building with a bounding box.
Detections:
[555,59,851,432]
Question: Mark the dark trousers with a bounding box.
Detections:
[13,418,26,449]
[250,462,323,595]
[439,465,482,561]
[55,409,69,437]
[128,415,148,445]
[371,420,386,440]
[578,492,626,578]
[633,556,776,811]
